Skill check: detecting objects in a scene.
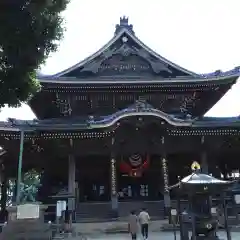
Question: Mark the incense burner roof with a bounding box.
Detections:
[170,172,235,194]
[181,173,230,185]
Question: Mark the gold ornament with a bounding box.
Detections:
[191,161,201,171]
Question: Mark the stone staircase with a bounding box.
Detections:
[76,202,112,222]
[76,201,165,222]
[118,201,165,218]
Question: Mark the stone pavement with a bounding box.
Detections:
[71,220,166,234]
[71,219,240,235]
[66,231,239,240]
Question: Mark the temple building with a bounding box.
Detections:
[0,17,240,221]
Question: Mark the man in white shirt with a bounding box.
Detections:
[138,208,150,240]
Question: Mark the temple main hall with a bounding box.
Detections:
[0,17,239,221]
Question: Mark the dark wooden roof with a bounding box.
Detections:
[30,17,240,122]
[37,17,240,86]
[1,101,240,133]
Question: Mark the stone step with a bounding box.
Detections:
[76,202,111,221]
[118,201,165,217]
[75,201,165,222]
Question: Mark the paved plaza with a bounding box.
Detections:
[70,231,239,240]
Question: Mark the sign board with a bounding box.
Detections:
[235,194,240,204]
[171,209,177,216]
[211,207,217,215]
[17,203,40,219]
[56,200,67,217]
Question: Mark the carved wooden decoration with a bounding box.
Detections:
[98,54,151,75]
[79,42,175,77]
[55,93,72,116]
[54,91,199,118]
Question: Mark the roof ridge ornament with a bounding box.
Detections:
[115,16,134,35]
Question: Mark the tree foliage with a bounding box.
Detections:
[0,0,70,107]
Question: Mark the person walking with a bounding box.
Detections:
[128,210,138,240]
[138,208,150,240]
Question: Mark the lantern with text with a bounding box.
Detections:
[119,154,150,177]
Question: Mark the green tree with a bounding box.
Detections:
[0,0,69,107]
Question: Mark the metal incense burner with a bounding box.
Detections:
[169,161,235,240]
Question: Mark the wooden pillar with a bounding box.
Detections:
[0,164,8,222]
[201,151,208,174]
[161,137,171,217]
[200,136,208,174]
[222,164,228,179]
[200,136,212,210]
[110,137,118,217]
[68,139,76,223]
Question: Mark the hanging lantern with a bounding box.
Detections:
[129,154,142,167]
[119,161,132,173]
[119,154,150,177]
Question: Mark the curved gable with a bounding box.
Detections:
[42,17,198,81]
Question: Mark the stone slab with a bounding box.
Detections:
[0,219,52,240]
[0,203,51,240]
[17,203,40,219]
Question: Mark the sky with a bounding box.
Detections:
[0,0,240,120]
